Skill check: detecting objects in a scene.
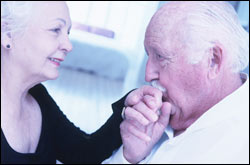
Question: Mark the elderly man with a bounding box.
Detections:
[103,1,249,164]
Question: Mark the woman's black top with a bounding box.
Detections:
[1,83,126,164]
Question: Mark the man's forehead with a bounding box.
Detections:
[144,35,174,58]
[144,2,192,47]
[146,4,189,36]
[145,19,180,47]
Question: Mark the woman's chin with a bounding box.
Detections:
[44,71,59,80]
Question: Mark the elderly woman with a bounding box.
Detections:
[1,1,162,164]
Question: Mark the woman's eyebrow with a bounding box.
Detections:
[55,18,66,25]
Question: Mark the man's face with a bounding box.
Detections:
[144,17,210,132]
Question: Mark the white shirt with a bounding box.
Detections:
[103,73,249,164]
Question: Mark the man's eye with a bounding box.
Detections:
[156,54,164,60]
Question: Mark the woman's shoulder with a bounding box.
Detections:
[29,83,49,96]
[28,83,56,108]
[29,83,62,122]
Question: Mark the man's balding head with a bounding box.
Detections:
[144,1,248,132]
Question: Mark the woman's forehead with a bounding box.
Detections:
[31,2,71,25]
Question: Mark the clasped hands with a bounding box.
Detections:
[120,85,173,163]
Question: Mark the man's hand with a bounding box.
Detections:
[121,86,172,163]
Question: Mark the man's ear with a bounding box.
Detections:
[207,45,223,79]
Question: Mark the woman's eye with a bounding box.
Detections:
[51,28,61,34]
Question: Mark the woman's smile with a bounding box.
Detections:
[48,57,63,66]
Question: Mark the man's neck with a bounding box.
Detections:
[220,72,243,100]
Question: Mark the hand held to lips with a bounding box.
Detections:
[121,83,172,163]
[150,80,167,116]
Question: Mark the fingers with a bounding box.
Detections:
[141,85,163,101]
[120,121,151,142]
[125,91,140,107]
[133,102,159,122]
[143,95,162,111]
[125,85,163,107]
[142,86,163,111]
[124,107,150,126]
[125,94,162,124]
[157,102,172,129]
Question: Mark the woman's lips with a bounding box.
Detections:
[48,57,63,66]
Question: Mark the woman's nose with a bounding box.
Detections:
[60,36,73,54]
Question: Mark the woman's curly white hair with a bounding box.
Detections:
[1,1,34,36]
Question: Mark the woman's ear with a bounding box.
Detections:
[1,31,12,49]
[207,45,223,79]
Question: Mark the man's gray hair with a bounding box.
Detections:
[1,1,34,37]
[184,1,249,73]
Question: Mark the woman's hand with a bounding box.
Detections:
[121,86,172,163]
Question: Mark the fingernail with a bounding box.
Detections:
[144,119,149,125]
[133,95,138,102]
[149,101,155,107]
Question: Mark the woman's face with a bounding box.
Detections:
[11,2,72,81]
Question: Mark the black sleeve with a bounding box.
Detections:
[35,84,131,164]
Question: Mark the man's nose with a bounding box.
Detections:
[145,59,159,82]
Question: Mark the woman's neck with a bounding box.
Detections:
[1,65,37,119]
